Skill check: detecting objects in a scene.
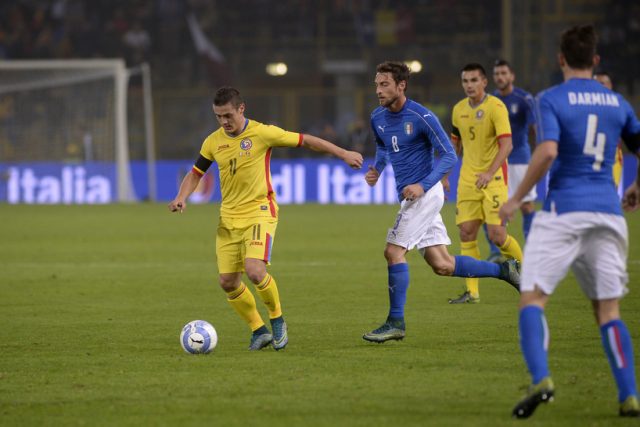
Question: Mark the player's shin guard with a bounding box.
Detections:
[522,212,535,241]
[388,263,409,320]
[600,319,639,402]
[255,273,282,319]
[519,305,550,384]
[226,283,265,331]
[460,241,480,297]
[499,234,523,263]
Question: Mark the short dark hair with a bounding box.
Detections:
[376,61,411,90]
[461,63,487,77]
[214,86,244,108]
[493,59,512,71]
[560,24,598,70]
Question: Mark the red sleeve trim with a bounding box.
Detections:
[192,166,205,177]
[297,133,304,147]
[497,133,512,142]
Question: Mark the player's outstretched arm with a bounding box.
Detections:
[168,171,204,213]
[301,134,363,169]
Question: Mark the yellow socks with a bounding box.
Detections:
[255,274,282,319]
[461,240,480,297]
[499,234,523,262]
[226,283,264,331]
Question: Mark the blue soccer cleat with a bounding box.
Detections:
[270,316,288,351]
[248,325,272,351]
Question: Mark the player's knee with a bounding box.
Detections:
[458,225,477,242]
[218,275,238,292]
[383,246,403,264]
[245,268,265,285]
[430,257,454,276]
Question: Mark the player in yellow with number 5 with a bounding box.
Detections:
[169,86,363,351]
[449,63,524,304]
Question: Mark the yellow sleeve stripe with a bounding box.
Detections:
[192,166,205,176]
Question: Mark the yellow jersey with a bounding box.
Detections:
[195,119,302,219]
[451,94,512,184]
[613,142,623,187]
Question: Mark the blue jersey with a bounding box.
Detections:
[536,78,640,215]
[493,87,536,164]
[371,99,457,201]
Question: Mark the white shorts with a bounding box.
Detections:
[521,211,629,300]
[386,182,451,250]
[508,163,537,202]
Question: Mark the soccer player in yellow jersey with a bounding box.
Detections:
[168,87,363,351]
[448,63,524,304]
[594,71,624,197]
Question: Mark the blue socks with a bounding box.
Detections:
[483,223,500,256]
[519,305,550,384]
[600,319,638,402]
[523,212,535,240]
[387,263,409,320]
[453,255,501,278]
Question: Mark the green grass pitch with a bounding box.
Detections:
[1,203,639,426]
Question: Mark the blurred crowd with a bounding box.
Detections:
[0,0,638,160]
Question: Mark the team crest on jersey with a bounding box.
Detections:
[475,110,484,119]
[510,103,518,114]
[403,122,413,135]
[240,139,253,150]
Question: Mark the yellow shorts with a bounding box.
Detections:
[456,178,508,226]
[216,217,278,274]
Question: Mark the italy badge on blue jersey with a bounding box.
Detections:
[404,122,413,135]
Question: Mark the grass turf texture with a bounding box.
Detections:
[1,203,639,426]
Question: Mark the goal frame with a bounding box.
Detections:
[0,59,138,202]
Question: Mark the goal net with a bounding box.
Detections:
[0,59,154,202]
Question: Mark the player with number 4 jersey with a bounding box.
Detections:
[500,24,640,419]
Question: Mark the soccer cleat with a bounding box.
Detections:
[448,290,480,304]
[512,377,555,419]
[363,318,405,343]
[620,395,640,417]
[499,259,521,292]
[248,325,272,351]
[270,316,288,351]
[486,252,504,264]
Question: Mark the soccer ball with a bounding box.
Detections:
[180,320,218,354]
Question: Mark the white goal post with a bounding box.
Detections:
[0,59,156,202]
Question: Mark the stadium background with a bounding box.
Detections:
[3,2,640,426]
[1,0,639,204]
